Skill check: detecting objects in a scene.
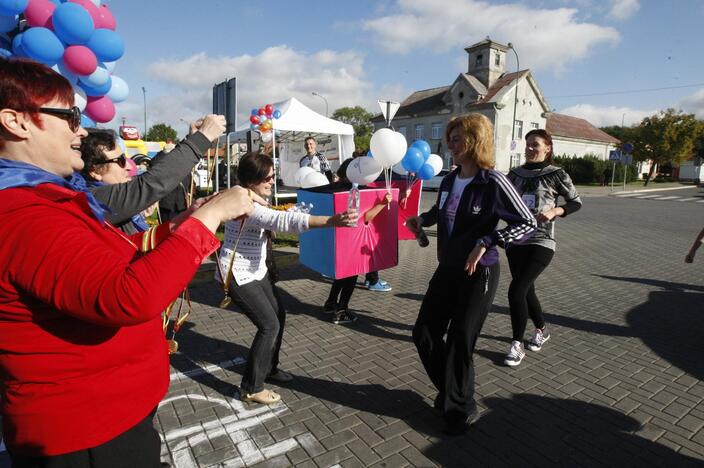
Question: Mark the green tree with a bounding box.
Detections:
[631,109,698,185]
[331,106,374,152]
[145,123,178,142]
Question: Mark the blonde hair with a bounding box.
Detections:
[444,113,495,169]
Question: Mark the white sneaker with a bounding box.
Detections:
[504,340,525,367]
[527,327,550,352]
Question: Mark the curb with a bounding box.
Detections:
[611,185,695,195]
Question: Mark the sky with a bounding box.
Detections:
[107,0,704,137]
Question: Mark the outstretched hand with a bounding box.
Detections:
[331,209,359,227]
[190,114,226,142]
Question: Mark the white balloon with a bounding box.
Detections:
[370,128,405,168]
[394,131,408,162]
[294,166,316,186]
[89,0,101,6]
[426,154,444,176]
[73,86,87,111]
[260,131,272,143]
[102,61,116,73]
[347,156,382,185]
[301,171,328,188]
[392,162,408,176]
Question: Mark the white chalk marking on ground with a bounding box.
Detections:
[172,448,197,468]
[237,439,264,466]
[261,438,300,459]
[655,196,680,200]
[677,197,700,202]
[169,357,246,382]
[697,199,704,203]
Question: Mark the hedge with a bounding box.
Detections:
[553,154,638,184]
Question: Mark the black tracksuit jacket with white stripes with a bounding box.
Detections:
[420,168,537,268]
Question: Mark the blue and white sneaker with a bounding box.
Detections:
[368,281,392,292]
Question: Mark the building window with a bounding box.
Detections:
[514,120,523,139]
[415,124,424,140]
[495,54,500,66]
[510,153,522,169]
[431,123,442,140]
[475,54,483,66]
[398,126,407,138]
[530,122,539,130]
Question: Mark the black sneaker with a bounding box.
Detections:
[443,408,480,436]
[332,309,357,324]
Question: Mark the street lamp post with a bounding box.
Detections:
[312,92,328,117]
[141,86,147,138]
[507,43,520,165]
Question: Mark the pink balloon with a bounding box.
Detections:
[25,0,55,28]
[68,0,99,26]
[63,45,97,75]
[95,4,115,30]
[85,95,115,123]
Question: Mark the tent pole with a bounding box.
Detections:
[272,129,278,205]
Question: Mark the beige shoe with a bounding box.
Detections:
[242,389,281,405]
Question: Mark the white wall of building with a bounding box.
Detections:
[552,137,616,161]
[679,160,704,182]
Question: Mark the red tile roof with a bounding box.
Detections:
[546,113,620,144]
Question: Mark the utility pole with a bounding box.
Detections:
[142,86,147,138]
[507,43,520,166]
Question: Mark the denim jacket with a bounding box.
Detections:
[420,168,536,267]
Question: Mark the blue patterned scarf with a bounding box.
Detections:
[0,158,109,223]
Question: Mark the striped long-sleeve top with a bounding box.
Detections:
[419,168,537,267]
[218,204,310,286]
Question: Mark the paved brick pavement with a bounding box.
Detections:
[2,188,704,467]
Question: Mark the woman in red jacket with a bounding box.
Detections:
[0,59,258,467]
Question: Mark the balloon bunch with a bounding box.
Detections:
[0,0,126,125]
[249,103,281,143]
[344,127,407,190]
[392,139,443,183]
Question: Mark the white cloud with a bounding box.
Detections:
[678,88,704,119]
[362,0,620,73]
[609,0,640,20]
[558,103,657,127]
[135,46,376,134]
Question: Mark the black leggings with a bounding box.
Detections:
[326,275,357,310]
[506,244,554,341]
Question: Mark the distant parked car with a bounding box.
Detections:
[422,169,449,191]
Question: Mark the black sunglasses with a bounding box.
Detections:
[38,106,81,132]
[96,154,127,169]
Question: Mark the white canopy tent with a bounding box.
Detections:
[228,97,355,201]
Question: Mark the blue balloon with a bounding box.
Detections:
[0,13,17,33]
[78,64,109,87]
[411,139,431,160]
[101,60,116,72]
[56,61,79,84]
[52,3,94,45]
[80,113,96,128]
[0,47,11,58]
[0,0,28,17]
[402,147,424,173]
[11,32,26,57]
[86,28,124,62]
[418,163,435,180]
[23,27,64,65]
[48,0,61,5]
[250,123,257,131]
[106,74,128,102]
[367,150,373,158]
[80,76,111,96]
[273,109,281,119]
[251,108,258,115]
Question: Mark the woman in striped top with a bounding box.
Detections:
[218,152,357,405]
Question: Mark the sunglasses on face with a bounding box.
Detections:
[97,154,127,169]
[261,174,275,183]
[38,106,82,133]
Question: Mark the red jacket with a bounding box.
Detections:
[0,184,219,456]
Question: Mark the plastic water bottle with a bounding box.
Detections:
[416,227,430,247]
[348,183,360,225]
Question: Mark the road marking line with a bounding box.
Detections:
[677,198,699,202]
[697,199,704,203]
[655,196,680,200]
[616,193,642,197]
[635,195,661,199]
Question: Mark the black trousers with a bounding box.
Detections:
[229,272,286,394]
[506,244,554,341]
[413,263,499,424]
[326,275,357,310]
[9,410,161,468]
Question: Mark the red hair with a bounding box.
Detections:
[0,58,74,136]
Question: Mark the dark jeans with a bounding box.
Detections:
[326,275,357,310]
[9,409,161,467]
[365,271,379,284]
[413,263,499,425]
[506,244,554,341]
[228,272,286,394]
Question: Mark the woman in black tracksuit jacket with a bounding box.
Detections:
[503,129,582,367]
[406,114,536,435]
